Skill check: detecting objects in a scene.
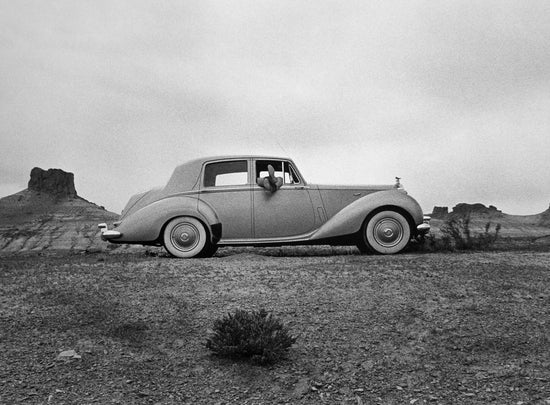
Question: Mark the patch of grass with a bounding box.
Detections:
[206,309,296,365]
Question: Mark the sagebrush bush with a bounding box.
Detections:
[412,215,502,252]
[441,215,500,250]
[205,309,296,365]
[440,214,501,251]
[441,215,473,250]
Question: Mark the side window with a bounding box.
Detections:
[255,160,301,185]
[204,160,248,187]
[287,164,301,184]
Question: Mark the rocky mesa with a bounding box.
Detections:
[429,203,550,239]
[0,167,119,253]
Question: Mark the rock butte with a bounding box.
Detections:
[28,167,77,198]
[0,167,123,253]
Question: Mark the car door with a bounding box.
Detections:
[198,159,253,240]
[253,159,316,238]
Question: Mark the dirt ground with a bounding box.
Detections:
[1,248,549,404]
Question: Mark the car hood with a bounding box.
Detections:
[312,184,397,219]
[313,184,395,191]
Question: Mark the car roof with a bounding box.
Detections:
[188,155,291,163]
[163,155,294,194]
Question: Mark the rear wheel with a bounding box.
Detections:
[358,210,411,254]
[163,217,215,258]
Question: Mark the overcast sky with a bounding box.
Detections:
[1,1,549,215]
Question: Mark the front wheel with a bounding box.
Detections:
[163,217,215,258]
[357,210,411,255]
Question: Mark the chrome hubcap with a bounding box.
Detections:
[373,218,403,247]
[171,223,200,252]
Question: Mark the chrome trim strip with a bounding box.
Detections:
[199,186,251,194]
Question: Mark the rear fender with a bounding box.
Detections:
[312,190,424,240]
[114,196,220,244]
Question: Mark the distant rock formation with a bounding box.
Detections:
[28,167,77,198]
[427,202,550,239]
[431,206,449,219]
[451,203,502,217]
[430,203,504,219]
[0,167,125,253]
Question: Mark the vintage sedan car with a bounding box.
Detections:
[98,156,430,257]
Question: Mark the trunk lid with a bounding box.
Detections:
[119,187,164,220]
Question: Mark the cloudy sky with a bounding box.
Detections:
[1,1,549,215]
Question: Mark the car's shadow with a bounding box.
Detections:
[143,243,437,259]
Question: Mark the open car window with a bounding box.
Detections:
[203,160,248,187]
[255,160,301,185]
[287,163,301,184]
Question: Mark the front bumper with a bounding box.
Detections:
[416,216,431,234]
[98,223,122,241]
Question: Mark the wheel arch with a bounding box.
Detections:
[113,195,221,245]
[311,190,423,241]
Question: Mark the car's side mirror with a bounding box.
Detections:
[257,164,283,192]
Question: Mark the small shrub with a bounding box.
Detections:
[412,216,502,252]
[440,214,501,251]
[441,214,472,249]
[206,309,296,365]
[409,231,453,252]
[475,222,501,249]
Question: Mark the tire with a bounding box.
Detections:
[163,217,213,258]
[198,243,219,258]
[358,210,411,255]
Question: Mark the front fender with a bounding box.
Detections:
[113,195,221,244]
[311,190,424,240]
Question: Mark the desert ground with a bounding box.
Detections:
[1,247,549,404]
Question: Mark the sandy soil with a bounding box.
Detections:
[1,248,549,404]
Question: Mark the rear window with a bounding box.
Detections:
[203,160,248,187]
